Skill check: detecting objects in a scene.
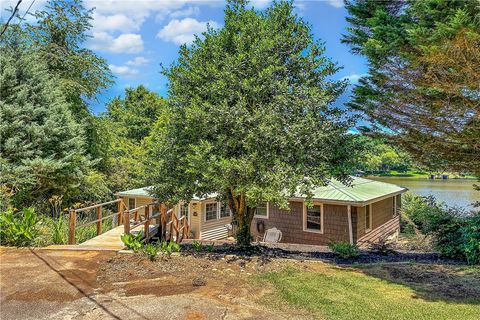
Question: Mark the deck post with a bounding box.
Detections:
[117,199,124,226]
[96,206,102,235]
[124,210,131,235]
[144,205,150,241]
[68,209,76,245]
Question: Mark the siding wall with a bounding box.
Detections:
[251,201,350,245]
[356,196,400,245]
[199,201,233,240]
[121,196,155,217]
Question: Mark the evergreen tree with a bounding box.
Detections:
[28,0,113,163]
[0,46,92,208]
[343,0,480,174]
[147,0,358,246]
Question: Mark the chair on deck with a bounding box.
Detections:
[258,227,282,243]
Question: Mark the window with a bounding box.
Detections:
[255,202,269,218]
[305,204,323,233]
[179,203,189,218]
[205,203,218,221]
[128,198,136,210]
[365,204,372,232]
[220,203,231,218]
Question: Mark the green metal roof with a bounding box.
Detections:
[303,177,407,204]
[116,177,407,205]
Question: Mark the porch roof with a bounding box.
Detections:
[115,177,407,205]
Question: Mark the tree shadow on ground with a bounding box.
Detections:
[351,263,480,304]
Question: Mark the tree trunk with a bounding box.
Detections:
[226,188,254,247]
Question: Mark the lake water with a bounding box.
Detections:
[367,176,479,211]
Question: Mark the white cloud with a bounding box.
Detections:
[88,32,144,54]
[109,64,139,78]
[157,18,219,45]
[91,12,143,33]
[341,73,367,84]
[170,6,200,18]
[326,0,344,8]
[126,56,150,66]
[249,0,272,9]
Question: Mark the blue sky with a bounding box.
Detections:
[1,0,368,114]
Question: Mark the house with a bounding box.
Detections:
[115,177,407,245]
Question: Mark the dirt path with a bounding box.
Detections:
[0,247,299,320]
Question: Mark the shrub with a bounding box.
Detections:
[461,214,480,265]
[0,208,41,246]
[160,241,181,257]
[192,240,203,252]
[143,242,160,261]
[121,233,143,252]
[328,241,360,259]
[403,193,480,264]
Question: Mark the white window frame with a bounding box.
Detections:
[254,202,269,219]
[303,202,324,234]
[365,204,372,232]
[128,197,136,210]
[204,201,219,222]
[219,202,232,218]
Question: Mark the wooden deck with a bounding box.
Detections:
[47,224,159,251]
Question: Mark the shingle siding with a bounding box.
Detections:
[251,201,350,245]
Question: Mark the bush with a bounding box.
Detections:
[328,241,360,259]
[403,193,480,264]
[160,241,181,257]
[143,242,161,261]
[121,233,143,252]
[0,208,41,246]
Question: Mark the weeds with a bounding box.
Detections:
[0,208,41,246]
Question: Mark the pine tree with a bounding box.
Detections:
[0,46,92,208]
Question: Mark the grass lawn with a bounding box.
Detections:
[258,263,480,320]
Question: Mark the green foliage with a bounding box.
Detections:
[26,0,113,164]
[461,215,480,265]
[50,215,67,245]
[160,241,181,257]
[192,240,203,252]
[147,0,359,247]
[0,46,92,209]
[0,208,42,246]
[328,241,360,259]
[121,233,144,252]
[143,242,161,261]
[343,0,480,174]
[106,86,167,142]
[205,242,215,252]
[354,136,414,173]
[402,193,480,264]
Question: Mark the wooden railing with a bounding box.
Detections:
[68,199,190,244]
[68,199,125,244]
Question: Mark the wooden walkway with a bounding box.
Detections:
[47,224,159,251]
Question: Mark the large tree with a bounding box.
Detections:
[100,86,168,191]
[342,0,480,174]
[27,0,113,162]
[0,46,92,208]
[146,0,358,246]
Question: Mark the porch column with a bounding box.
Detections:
[347,205,353,244]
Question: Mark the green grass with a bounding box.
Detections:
[257,264,480,320]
